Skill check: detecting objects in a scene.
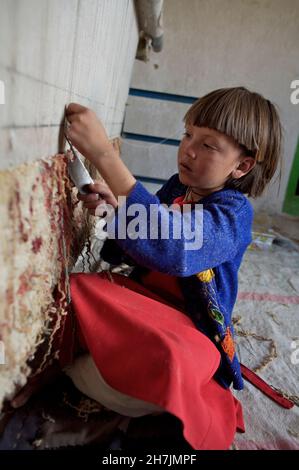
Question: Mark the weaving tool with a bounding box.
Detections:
[63,110,94,195]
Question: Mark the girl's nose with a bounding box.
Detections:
[186,144,197,159]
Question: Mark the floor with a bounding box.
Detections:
[232,217,299,449]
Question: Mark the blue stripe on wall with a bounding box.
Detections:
[122,132,180,147]
[134,175,167,185]
[129,88,197,104]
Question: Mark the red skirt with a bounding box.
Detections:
[69,271,245,450]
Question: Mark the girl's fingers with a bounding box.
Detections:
[78,181,110,201]
[77,193,100,202]
[84,200,106,210]
[65,102,87,120]
[76,180,117,208]
[86,183,118,208]
[86,183,110,196]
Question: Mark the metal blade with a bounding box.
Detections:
[67,153,94,194]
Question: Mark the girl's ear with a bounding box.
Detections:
[231,156,256,179]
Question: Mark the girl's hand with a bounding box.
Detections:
[65,103,116,165]
[78,180,118,216]
[66,103,136,201]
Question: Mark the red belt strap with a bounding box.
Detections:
[240,363,294,409]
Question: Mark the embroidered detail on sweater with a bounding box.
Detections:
[221,327,235,362]
[199,273,236,361]
[208,307,225,326]
[196,269,215,283]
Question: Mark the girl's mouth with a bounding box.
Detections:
[179,162,191,172]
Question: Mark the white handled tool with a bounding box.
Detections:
[65,134,94,194]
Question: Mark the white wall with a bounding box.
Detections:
[0,0,139,169]
[122,0,299,213]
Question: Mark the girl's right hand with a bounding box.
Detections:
[65,103,115,165]
[78,180,118,216]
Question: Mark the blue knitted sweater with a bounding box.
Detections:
[101,173,253,390]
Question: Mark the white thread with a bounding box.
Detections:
[68,0,81,102]
[0,64,119,112]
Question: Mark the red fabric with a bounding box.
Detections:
[139,270,185,309]
[70,271,245,450]
[173,195,187,206]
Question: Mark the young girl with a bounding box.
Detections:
[13,87,283,449]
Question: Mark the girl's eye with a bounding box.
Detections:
[204,143,216,151]
[183,131,191,138]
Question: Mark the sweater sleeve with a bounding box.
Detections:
[105,181,253,276]
[100,178,175,266]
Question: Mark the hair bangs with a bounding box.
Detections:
[183,88,263,156]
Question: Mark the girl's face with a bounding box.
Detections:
[178,125,253,195]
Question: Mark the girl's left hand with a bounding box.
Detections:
[65,103,116,165]
[78,180,118,216]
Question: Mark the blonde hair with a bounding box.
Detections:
[184,87,282,197]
